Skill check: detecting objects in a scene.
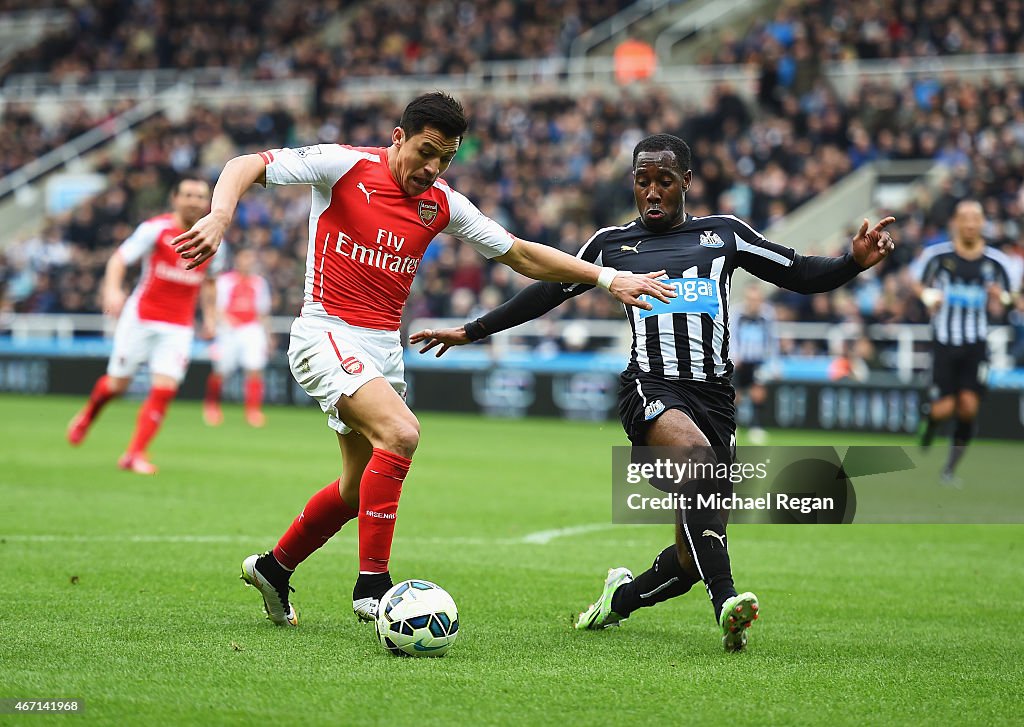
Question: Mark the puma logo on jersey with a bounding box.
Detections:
[357,182,377,204]
[702,529,726,546]
[620,241,645,253]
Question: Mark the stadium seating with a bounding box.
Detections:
[1,0,633,82]
[1,2,1022,375]
[700,0,1024,67]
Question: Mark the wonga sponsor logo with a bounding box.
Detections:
[639,277,720,319]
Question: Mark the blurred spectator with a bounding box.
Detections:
[1,0,633,85]
[3,71,1023,374]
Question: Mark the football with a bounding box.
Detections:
[375,580,460,657]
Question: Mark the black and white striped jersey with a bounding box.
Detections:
[561,214,860,383]
[910,242,1020,346]
[469,213,864,385]
[730,303,779,366]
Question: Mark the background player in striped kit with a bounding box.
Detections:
[911,200,1020,484]
[730,284,778,444]
[203,247,273,428]
[413,133,896,651]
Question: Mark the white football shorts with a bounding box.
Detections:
[287,315,406,434]
[213,323,268,375]
[107,298,194,384]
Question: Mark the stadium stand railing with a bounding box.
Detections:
[654,0,771,60]
[569,0,684,59]
[0,100,165,202]
[3,312,1015,385]
[825,54,1024,99]
[1,69,313,108]
[0,9,71,66]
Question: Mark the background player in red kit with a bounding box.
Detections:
[172,92,675,627]
[203,247,273,428]
[67,175,217,474]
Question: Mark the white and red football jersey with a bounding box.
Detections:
[117,213,220,326]
[216,271,271,327]
[261,145,514,330]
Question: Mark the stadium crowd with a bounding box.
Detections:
[0,0,633,177]
[2,0,1023,371]
[1,0,632,84]
[3,74,1023,359]
[702,0,1024,68]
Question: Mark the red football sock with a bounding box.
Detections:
[126,385,176,456]
[205,373,223,406]
[244,375,263,411]
[84,375,118,420]
[273,479,358,570]
[358,448,412,574]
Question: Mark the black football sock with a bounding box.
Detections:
[353,571,393,601]
[680,478,737,622]
[750,401,764,429]
[920,417,940,449]
[258,551,292,583]
[944,418,975,475]
[611,544,699,618]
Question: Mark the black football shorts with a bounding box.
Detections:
[931,342,988,397]
[618,368,737,459]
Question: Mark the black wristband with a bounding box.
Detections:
[464,319,488,341]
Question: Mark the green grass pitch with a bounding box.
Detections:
[1,394,1021,726]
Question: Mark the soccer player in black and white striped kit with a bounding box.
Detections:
[911,200,1020,484]
[731,284,779,444]
[412,134,896,651]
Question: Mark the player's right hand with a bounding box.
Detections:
[410,327,471,357]
[609,270,676,310]
[173,210,230,270]
[102,288,126,319]
[920,287,943,311]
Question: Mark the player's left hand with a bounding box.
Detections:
[410,327,471,357]
[987,282,1012,307]
[173,210,230,270]
[851,216,897,269]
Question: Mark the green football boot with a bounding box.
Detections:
[575,567,633,630]
[720,592,759,652]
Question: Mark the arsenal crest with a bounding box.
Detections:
[418,199,439,227]
[341,356,364,375]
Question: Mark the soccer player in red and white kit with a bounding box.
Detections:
[67,176,217,474]
[203,247,273,428]
[173,92,675,626]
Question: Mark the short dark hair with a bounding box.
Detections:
[632,134,692,171]
[171,172,208,196]
[400,92,468,141]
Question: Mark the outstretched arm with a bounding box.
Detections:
[495,238,671,309]
[411,280,584,357]
[738,216,896,294]
[173,154,267,269]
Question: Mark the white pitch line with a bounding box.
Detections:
[518,523,618,544]
[0,524,622,547]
